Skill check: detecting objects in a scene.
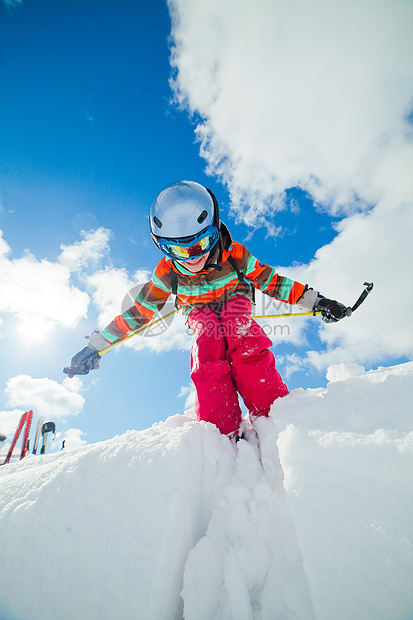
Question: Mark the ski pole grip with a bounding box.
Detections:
[350,282,374,313]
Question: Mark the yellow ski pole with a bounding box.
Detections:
[99,309,321,355]
[254,310,322,320]
[74,283,372,366]
[99,309,178,355]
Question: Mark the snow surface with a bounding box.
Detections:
[0,362,412,620]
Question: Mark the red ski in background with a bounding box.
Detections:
[2,410,33,465]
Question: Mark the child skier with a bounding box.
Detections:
[64,181,347,439]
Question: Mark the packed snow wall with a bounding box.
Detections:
[0,362,412,620]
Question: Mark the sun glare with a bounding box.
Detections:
[17,316,54,343]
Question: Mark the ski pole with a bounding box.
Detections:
[99,309,178,355]
[349,281,374,313]
[99,282,373,354]
[254,310,322,319]
[98,308,319,355]
[257,282,374,320]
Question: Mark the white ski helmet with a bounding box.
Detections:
[150,181,220,261]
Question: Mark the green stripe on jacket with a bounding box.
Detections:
[278,277,295,301]
[175,270,239,297]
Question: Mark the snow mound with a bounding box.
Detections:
[0,362,412,620]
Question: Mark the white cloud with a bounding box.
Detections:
[0,229,89,329]
[282,194,413,368]
[62,375,84,394]
[169,0,413,217]
[168,0,413,368]
[276,353,311,381]
[60,428,88,450]
[178,383,195,409]
[0,225,190,354]
[0,228,113,332]
[58,228,112,272]
[86,266,150,329]
[4,375,85,420]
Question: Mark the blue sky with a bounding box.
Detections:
[1,0,412,450]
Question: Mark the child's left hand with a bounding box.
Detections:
[314,296,349,323]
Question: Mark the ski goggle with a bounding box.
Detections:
[157,226,219,261]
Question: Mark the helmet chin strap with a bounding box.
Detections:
[203,238,223,271]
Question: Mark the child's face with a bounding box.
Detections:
[177,252,210,273]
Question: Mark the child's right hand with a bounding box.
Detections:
[63,330,111,378]
[63,345,101,378]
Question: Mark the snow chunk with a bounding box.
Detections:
[326,362,365,382]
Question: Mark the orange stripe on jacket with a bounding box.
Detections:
[288,281,306,305]
[114,315,133,334]
[134,300,155,319]
[262,273,280,297]
[247,263,268,282]
[154,257,173,278]
[231,242,244,260]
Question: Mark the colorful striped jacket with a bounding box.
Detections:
[100,224,308,345]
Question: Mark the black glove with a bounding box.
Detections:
[63,345,101,378]
[314,296,350,323]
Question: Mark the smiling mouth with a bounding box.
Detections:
[188,256,204,264]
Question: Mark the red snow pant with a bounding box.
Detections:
[187,295,289,437]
